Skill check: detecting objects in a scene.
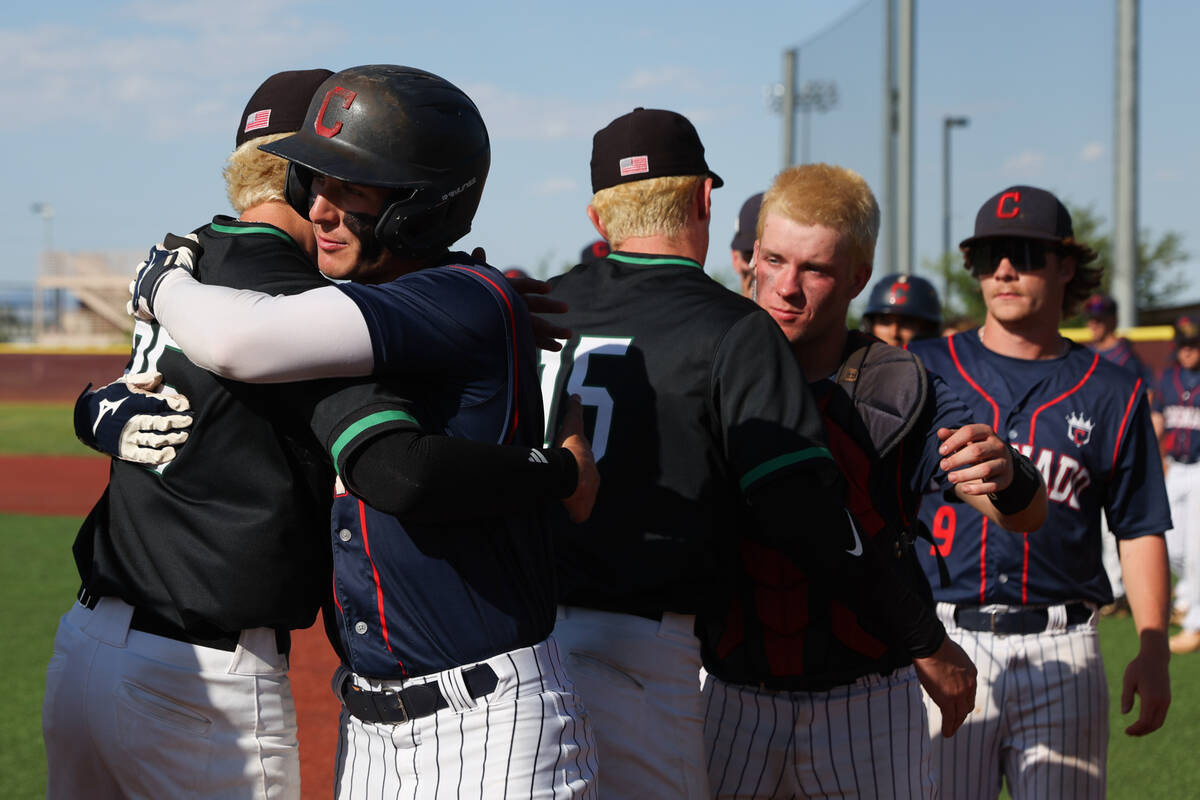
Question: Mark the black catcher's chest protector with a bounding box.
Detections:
[710,332,933,689]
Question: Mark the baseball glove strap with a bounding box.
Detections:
[339,664,499,725]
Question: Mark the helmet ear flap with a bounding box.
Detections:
[284,163,314,220]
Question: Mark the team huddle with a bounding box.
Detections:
[42,64,1188,800]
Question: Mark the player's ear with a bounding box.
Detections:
[850,262,872,298]
[586,205,608,241]
[1057,252,1077,282]
[695,178,713,222]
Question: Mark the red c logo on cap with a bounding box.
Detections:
[996,191,1021,218]
[314,87,357,138]
[891,283,909,305]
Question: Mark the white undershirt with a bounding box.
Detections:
[152,270,376,383]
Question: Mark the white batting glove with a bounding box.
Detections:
[74,371,194,466]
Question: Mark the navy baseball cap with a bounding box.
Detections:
[235,68,334,148]
[590,107,723,193]
[959,185,1074,249]
[580,239,610,264]
[1083,293,1117,319]
[1175,315,1200,346]
[730,192,764,252]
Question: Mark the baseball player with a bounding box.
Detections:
[701,163,1046,799]
[861,272,942,347]
[579,238,610,265]
[911,185,1172,799]
[535,109,971,800]
[730,191,764,296]
[1160,317,1200,654]
[129,65,597,798]
[1083,292,1157,617]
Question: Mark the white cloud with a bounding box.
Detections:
[0,3,337,141]
[531,177,579,197]
[1001,150,1046,173]
[621,66,704,93]
[1079,142,1104,162]
[465,83,628,141]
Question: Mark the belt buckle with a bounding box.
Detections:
[385,689,410,725]
[990,610,999,635]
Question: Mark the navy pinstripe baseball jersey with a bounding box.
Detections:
[1158,364,1200,463]
[911,330,1171,606]
[312,256,555,679]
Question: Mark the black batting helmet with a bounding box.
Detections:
[261,64,490,260]
[863,273,942,325]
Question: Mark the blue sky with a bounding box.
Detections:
[3,0,1197,310]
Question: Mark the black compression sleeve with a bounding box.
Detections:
[341,428,578,522]
[746,477,946,658]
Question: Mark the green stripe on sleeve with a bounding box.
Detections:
[739,447,834,492]
[330,410,419,475]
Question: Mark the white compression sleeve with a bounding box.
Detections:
[151,270,376,383]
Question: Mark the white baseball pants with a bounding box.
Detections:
[1166,460,1200,630]
[552,605,711,800]
[333,636,597,799]
[703,666,936,799]
[43,596,297,800]
[924,602,1106,800]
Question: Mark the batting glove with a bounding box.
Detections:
[74,372,194,466]
[128,233,203,321]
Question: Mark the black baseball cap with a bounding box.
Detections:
[1175,315,1200,346]
[590,107,723,193]
[959,185,1074,249]
[580,239,610,264]
[235,68,334,148]
[1083,293,1117,319]
[730,192,764,251]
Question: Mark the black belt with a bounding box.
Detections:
[78,585,290,654]
[953,602,1092,635]
[339,664,499,725]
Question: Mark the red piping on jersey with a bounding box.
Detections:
[1109,377,1142,481]
[979,517,988,603]
[450,266,521,444]
[1027,353,1098,443]
[357,499,406,675]
[1021,532,1030,604]
[948,333,1000,601]
[947,333,1001,431]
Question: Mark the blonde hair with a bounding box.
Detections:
[222,133,292,214]
[590,175,704,247]
[759,164,880,264]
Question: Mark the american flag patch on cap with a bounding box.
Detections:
[619,155,649,176]
[244,109,271,133]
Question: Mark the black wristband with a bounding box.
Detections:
[988,448,1041,515]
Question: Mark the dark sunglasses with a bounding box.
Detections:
[965,238,1060,276]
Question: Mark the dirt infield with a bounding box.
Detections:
[0,453,343,798]
[0,352,129,402]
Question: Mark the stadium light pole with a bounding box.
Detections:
[942,116,969,298]
[31,202,57,332]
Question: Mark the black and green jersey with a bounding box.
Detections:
[542,251,839,619]
[74,216,338,636]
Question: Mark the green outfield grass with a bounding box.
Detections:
[0,403,95,456]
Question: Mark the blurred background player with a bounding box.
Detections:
[729,191,763,297]
[580,238,610,265]
[1084,292,1157,617]
[912,185,1171,799]
[861,272,942,347]
[1161,316,1200,653]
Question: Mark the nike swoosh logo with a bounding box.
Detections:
[844,510,864,557]
[93,397,128,435]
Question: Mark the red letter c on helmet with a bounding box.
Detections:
[315,87,358,138]
[996,191,1021,218]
